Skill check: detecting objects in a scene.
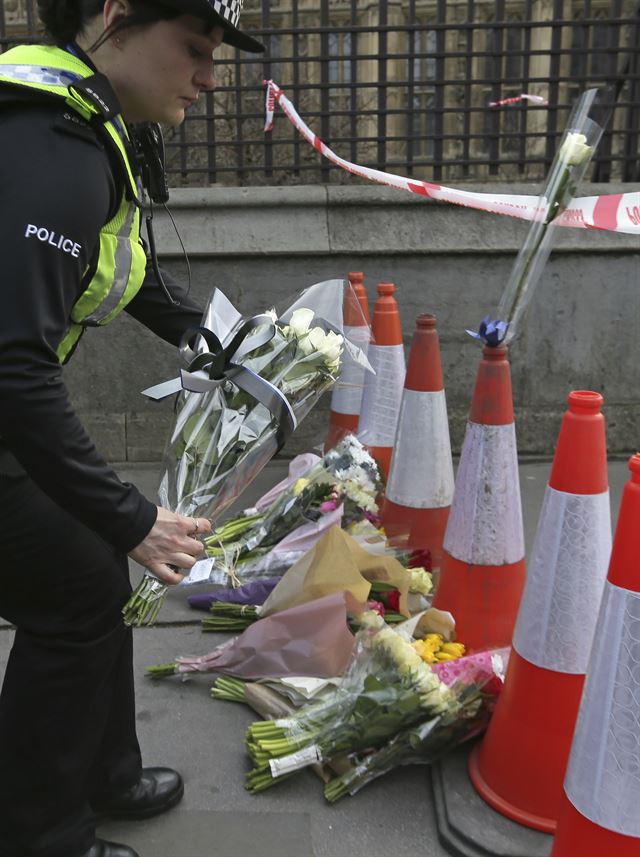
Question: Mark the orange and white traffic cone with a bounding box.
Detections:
[382,314,454,567]
[324,272,371,452]
[469,390,612,832]
[432,344,525,650]
[357,282,405,479]
[550,452,640,856]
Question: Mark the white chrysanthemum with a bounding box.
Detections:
[357,610,385,631]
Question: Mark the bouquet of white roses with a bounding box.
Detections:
[244,611,453,792]
[123,280,371,626]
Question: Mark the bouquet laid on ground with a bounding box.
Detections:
[323,646,507,801]
[146,590,365,680]
[243,611,455,793]
[195,526,431,632]
[123,280,371,626]
[200,433,383,586]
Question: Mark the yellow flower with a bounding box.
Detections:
[434,652,458,662]
[422,633,444,653]
[440,642,466,658]
[291,478,310,496]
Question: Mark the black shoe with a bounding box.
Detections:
[91,767,184,820]
[79,840,140,857]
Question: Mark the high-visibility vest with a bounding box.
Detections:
[0,44,148,362]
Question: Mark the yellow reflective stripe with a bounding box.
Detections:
[56,324,83,364]
[0,47,139,200]
[70,201,146,326]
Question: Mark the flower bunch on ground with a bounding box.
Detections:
[243,612,452,792]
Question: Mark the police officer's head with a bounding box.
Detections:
[37,0,263,125]
[38,0,263,52]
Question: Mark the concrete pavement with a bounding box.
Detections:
[0,458,632,857]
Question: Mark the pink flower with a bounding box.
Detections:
[366,600,385,617]
[320,500,338,513]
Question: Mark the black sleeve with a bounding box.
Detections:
[125,256,203,347]
[0,105,157,553]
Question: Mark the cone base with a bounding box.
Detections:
[324,412,359,452]
[468,653,585,833]
[432,553,526,650]
[382,498,449,567]
[469,747,556,833]
[551,795,639,856]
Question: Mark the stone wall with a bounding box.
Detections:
[62,184,640,461]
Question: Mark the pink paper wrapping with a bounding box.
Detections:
[176,590,363,680]
[254,453,321,512]
[267,505,343,556]
[432,647,510,689]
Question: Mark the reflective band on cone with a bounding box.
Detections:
[551,795,639,856]
[564,583,640,838]
[383,314,453,564]
[432,345,525,651]
[443,422,524,566]
[470,391,612,832]
[325,273,371,451]
[357,282,405,478]
[513,487,611,673]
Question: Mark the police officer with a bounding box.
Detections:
[0,1,263,855]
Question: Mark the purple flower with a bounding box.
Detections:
[188,578,280,611]
[466,315,509,347]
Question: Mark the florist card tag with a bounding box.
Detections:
[269,745,323,778]
[181,557,214,585]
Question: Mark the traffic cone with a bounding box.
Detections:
[550,452,640,856]
[382,314,454,568]
[431,344,525,650]
[357,282,406,479]
[324,273,371,451]
[469,390,612,832]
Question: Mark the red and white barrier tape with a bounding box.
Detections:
[489,93,548,107]
[264,80,640,236]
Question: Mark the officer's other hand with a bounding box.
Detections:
[128,507,212,585]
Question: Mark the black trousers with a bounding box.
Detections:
[0,472,142,857]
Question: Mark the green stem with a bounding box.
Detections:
[146,663,178,679]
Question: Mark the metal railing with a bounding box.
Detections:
[2,0,639,186]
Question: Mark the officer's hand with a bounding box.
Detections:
[128,507,212,585]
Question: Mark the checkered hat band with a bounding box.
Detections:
[0,64,80,87]
[211,0,241,28]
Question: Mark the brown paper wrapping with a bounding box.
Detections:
[260,526,411,618]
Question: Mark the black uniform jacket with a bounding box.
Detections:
[0,77,203,554]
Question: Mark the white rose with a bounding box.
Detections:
[559,132,591,167]
[288,308,315,337]
[297,326,326,356]
[322,330,343,364]
[307,326,327,351]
